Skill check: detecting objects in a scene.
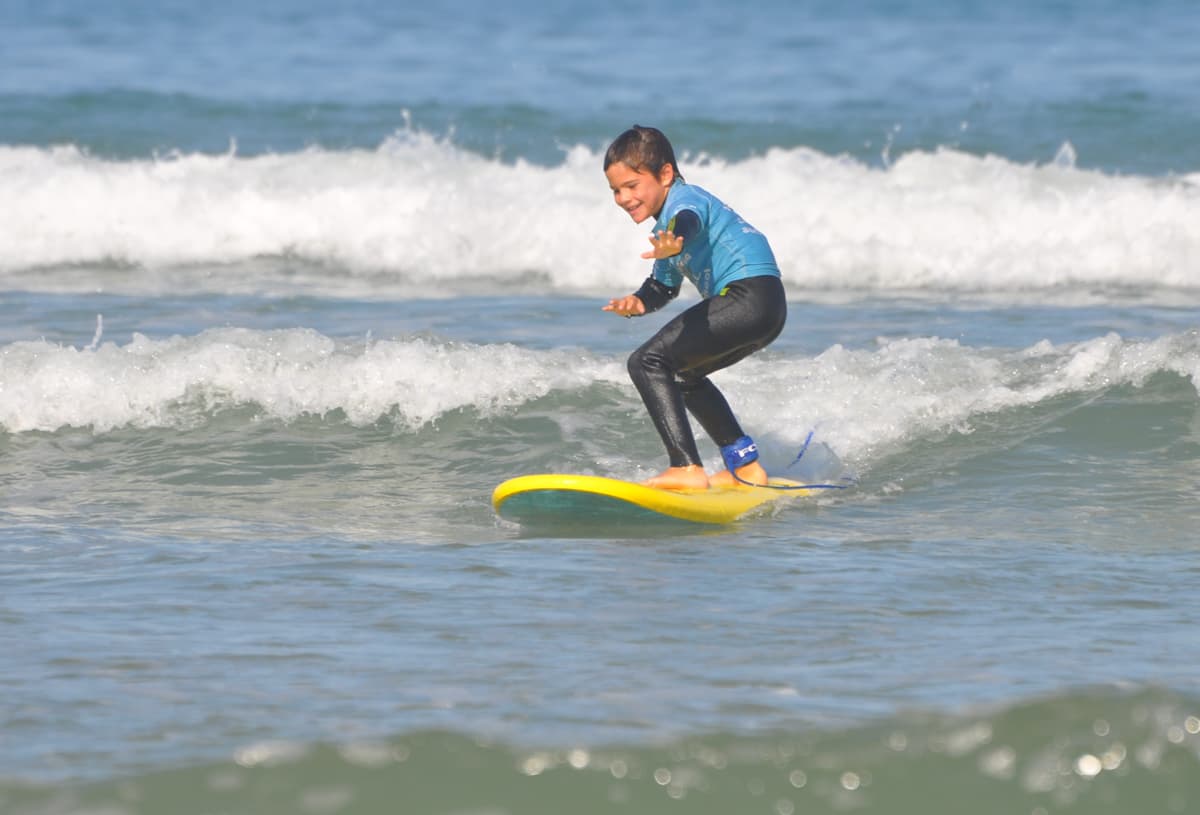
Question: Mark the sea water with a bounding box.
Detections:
[2,1,1199,813]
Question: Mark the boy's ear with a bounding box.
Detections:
[658,163,677,186]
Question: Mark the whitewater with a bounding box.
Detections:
[3,136,1199,298]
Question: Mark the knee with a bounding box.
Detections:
[627,343,662,380]
[626,347,643,382]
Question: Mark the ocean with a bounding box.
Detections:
[2,0,1199,813]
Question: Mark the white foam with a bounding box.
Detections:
[745,145,1200,293]
[1,137,1197,300]
[3,326,1197,466]
[0,328,622,434]
[706,329,1200,464]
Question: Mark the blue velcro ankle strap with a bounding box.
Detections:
[720,436,759,473]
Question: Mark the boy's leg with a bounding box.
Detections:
[627,336,704,469]
[627,276,786,481]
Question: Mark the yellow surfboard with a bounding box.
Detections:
[492,473,815,526]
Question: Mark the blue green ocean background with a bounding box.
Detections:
[2,1,1199,813]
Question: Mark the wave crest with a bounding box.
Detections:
[2,139,1198,299]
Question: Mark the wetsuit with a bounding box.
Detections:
[627,181,786,470]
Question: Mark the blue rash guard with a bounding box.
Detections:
[649,180,781,299]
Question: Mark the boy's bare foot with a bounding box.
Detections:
[643,465,710,491]
[709,460,769,488]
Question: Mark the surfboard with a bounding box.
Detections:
[492,473,814,526]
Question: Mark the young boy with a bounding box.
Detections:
[602,125,787,491]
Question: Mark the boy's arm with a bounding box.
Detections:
[639,209,701,260]
[604,209,700,317]
[635,209,699,312]
[631,277,679,313]
[669,209,701,241]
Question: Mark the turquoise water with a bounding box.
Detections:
[2,1,1200,813]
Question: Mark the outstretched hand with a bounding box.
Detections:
[602,294,646,318]
[641,229,683,260]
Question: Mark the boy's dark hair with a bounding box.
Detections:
[603,125,684,181]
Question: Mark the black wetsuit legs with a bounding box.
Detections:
[626,275,787,468]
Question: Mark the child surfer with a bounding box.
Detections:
[602,125,787,491]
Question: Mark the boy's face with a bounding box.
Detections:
[605,162,675,224]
